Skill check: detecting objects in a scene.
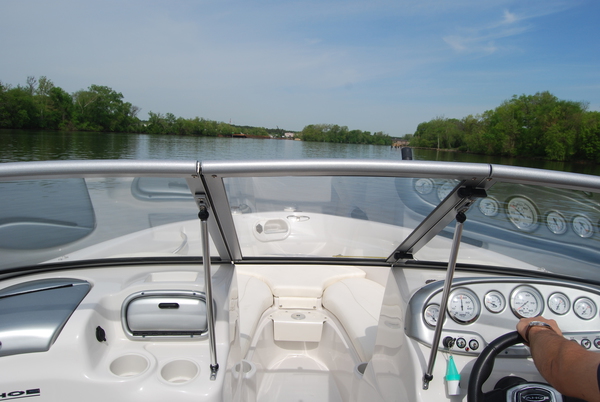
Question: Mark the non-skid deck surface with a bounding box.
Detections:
[256,355,343,402]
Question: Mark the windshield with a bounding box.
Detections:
[1,160,600,282]
[225,176,433,259]
[0,176,207,270]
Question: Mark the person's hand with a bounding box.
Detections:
[516,317,562,345]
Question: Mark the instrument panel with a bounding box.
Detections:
[406,277,600,355]
[411,178,600,240]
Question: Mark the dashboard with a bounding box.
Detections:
[406,277,600,356]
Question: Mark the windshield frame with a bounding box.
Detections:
[2,159,600,274]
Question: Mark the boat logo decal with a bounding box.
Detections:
[0,389,40,400]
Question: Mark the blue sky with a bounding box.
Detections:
[1,0,599,136]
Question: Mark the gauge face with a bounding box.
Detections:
[548,292,570,315]
[414,179,434,195]
[484,290,506,313]
[546,211,567,235]
[423,304,440,327]
[479,198,499,217]
[572,215,594,238]
[447,289,480,324]
[574,297,597,320]
[506,197,539,231]
[437,180,457,201]
[510,286,544,318]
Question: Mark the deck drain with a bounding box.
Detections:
[291,313,305,320]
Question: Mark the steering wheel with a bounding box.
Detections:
[467,331,565,402]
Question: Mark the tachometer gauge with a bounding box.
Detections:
[447,289,480,324]
[437,180,457,201]
[484,290,505,313]
[574,297,597,320]
[479,198,499,217]
[414,179,434,195]
[546,211,567,235]
[572,215,594,238]
[548,292,570,315]
[510,286,544,318]
[506,197,539,231]
[423,304,440,327]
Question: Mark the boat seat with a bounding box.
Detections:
[237,273,273,356]
[237,265,366,307]
[236,265,367,353]
[322,277,385,362]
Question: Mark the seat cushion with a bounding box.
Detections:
[237,273,273,356]
[236,265,366,297]
[322,277,385,362]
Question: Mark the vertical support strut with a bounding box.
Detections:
[199,204,219,381]
[423,211,466,390]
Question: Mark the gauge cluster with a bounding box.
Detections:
[406,277,600,356]
[411,178,600,240]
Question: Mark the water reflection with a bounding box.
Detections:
[1,130,599,176]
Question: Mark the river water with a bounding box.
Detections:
[1,129,599,175]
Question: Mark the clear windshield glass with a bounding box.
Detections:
[224,176,443,259]
[0,177,206,270]
[3,167,600,282]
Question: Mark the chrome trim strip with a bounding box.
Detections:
[201,159,492,179]
[0,159,199,180]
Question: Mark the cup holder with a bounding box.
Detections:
[110,354,150,378]
[355,362,368,377]
[233,359,256,380]
[160,360,199,384]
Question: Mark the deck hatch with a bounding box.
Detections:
[122,291,208,338]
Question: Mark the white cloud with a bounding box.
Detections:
[502,9,518,24]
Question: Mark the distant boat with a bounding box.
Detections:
[232,133,247,138]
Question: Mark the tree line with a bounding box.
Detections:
[0,76,295,138]
[298,124,392,145]
[410,91,600,162]
[0,76,392,144]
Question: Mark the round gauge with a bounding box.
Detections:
[510,286,544,318]
[447,288,480,324]
[574,297,597,320]
[546,211,567,235]
[415,178,434,195]
[548,292,570,315]
[437,180,457,201]
[484,290,506,313]
[572,215,594,238]
[506,197,539,231]
[423,304,441,327]
[479,198,499,217]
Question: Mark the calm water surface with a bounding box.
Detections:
[2,129,599,175]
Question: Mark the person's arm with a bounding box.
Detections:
[517,317,600,402]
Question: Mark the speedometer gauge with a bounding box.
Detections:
[423,304,440,327]
[414,178,434,195]
[546,211,567,235]
[572,215,594,238]
[548,292,570,315]
[484,290,505,313]
[574,297,597,320]
[447,288,480,324]
[479,198,499,217]
[507,197,539,231]
[510,286,544,318]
